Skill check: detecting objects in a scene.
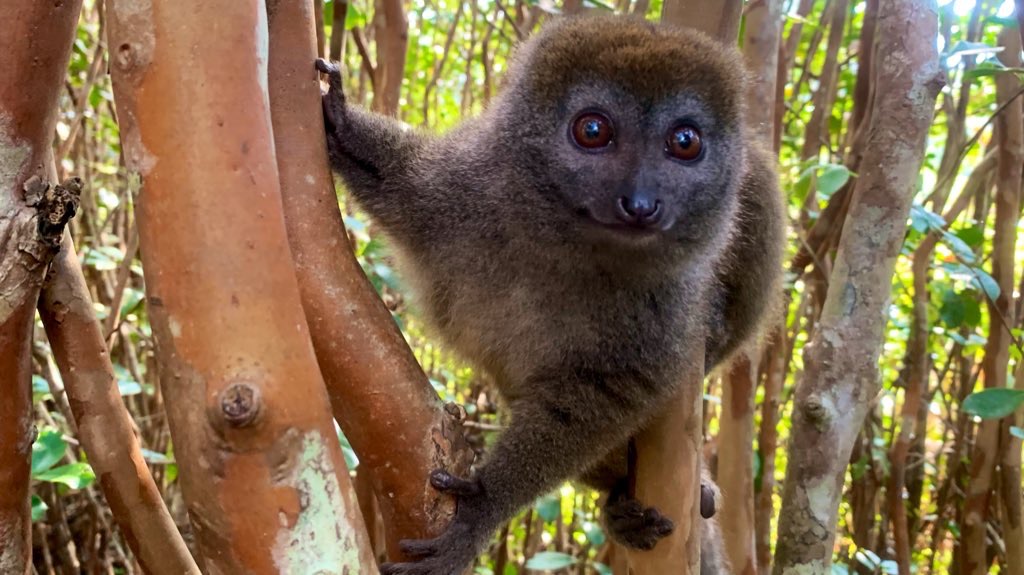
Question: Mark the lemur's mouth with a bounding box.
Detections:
[575,207,668,242]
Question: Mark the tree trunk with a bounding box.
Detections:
[772,2,943,572]
[661,0,742,45]
[106,1,376,571]
[714,3,784,573]
[268,0,474,561]
[38,236,200,575]
[373,0,409,116]
[963,23,1023,575]
[626,344,705,575]
[0,2,83,573]
[331,0,350,61]
[621,4,742,573]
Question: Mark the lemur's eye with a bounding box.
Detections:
[666,123,704,162]
[571,112,614,150]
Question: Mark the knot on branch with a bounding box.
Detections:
[218,382,262,428]
[801,393,833,432]
[24,175,81,248]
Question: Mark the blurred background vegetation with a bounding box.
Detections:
[29,0,1024,573]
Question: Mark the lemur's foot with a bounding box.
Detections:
[603,494,675,551]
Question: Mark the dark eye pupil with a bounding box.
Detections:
[571,112,613,149]
[675,129,693,148]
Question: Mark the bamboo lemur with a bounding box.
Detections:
[317,14,784,575]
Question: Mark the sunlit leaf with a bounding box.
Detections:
[338,428,360,470]
[524,551,575,570]
[31,495,48,522]
[954,225,984,249]
[854,548,881,569]
[32,375,51,401]
[32,429,66,475]
[345,3,367,29]
[941,230,976,264]
[971,269,1000,301]
[816,164,851,197]
[944,41,1002,59]
[118,379,143,396]
[582,521,605,546]
[963,388,1024,420]
[880,560,899,575]
[35,463,96,489]
[140,449,173,465]
[535,492,560,523]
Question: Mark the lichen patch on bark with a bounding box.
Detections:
[0,115,30,214]
[272,431,362,574]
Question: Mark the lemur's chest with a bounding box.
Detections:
[418,256,694,391]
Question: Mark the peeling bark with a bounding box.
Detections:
[106,1,376,571]
[772,2,943,572]
[0,2,83,572]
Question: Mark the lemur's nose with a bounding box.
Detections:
[616,191,663,227]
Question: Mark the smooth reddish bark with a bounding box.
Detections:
[106,1,376,571]
[715,3,784,573]
[38,236,200,575]
[266,0,473,560]
[626,345,704,575]
[963,25,1023,575]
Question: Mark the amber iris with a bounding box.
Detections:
[571,112,614,149]
[666,124,703,161]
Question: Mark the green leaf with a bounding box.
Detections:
[594,563,613,575]
[582,521,606,546]
[31,495,48,522]
[32,375,51,401]
[140,449,173,465]
[337,428,360,470]
[944,41,1002,59]
[35,463,96,490]
[535,492,561,523]
[939,289,981,329]
[880,560,899,575]
[118,379,143,396]
[524,551,576,570]
[32,429,66,475]
[855,548,881,569]
[963,388,1024,420]
[910,204,945,233]
[120,288,145,316]
[345,3,367,29]
[954,225,984,249]
[972,269,1001,301]
[942,230,976,264]
[816,164,851,197]
[964,61,1006,80]
[1011,426,1024,440]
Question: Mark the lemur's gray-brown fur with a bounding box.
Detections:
[317,15,785,575]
